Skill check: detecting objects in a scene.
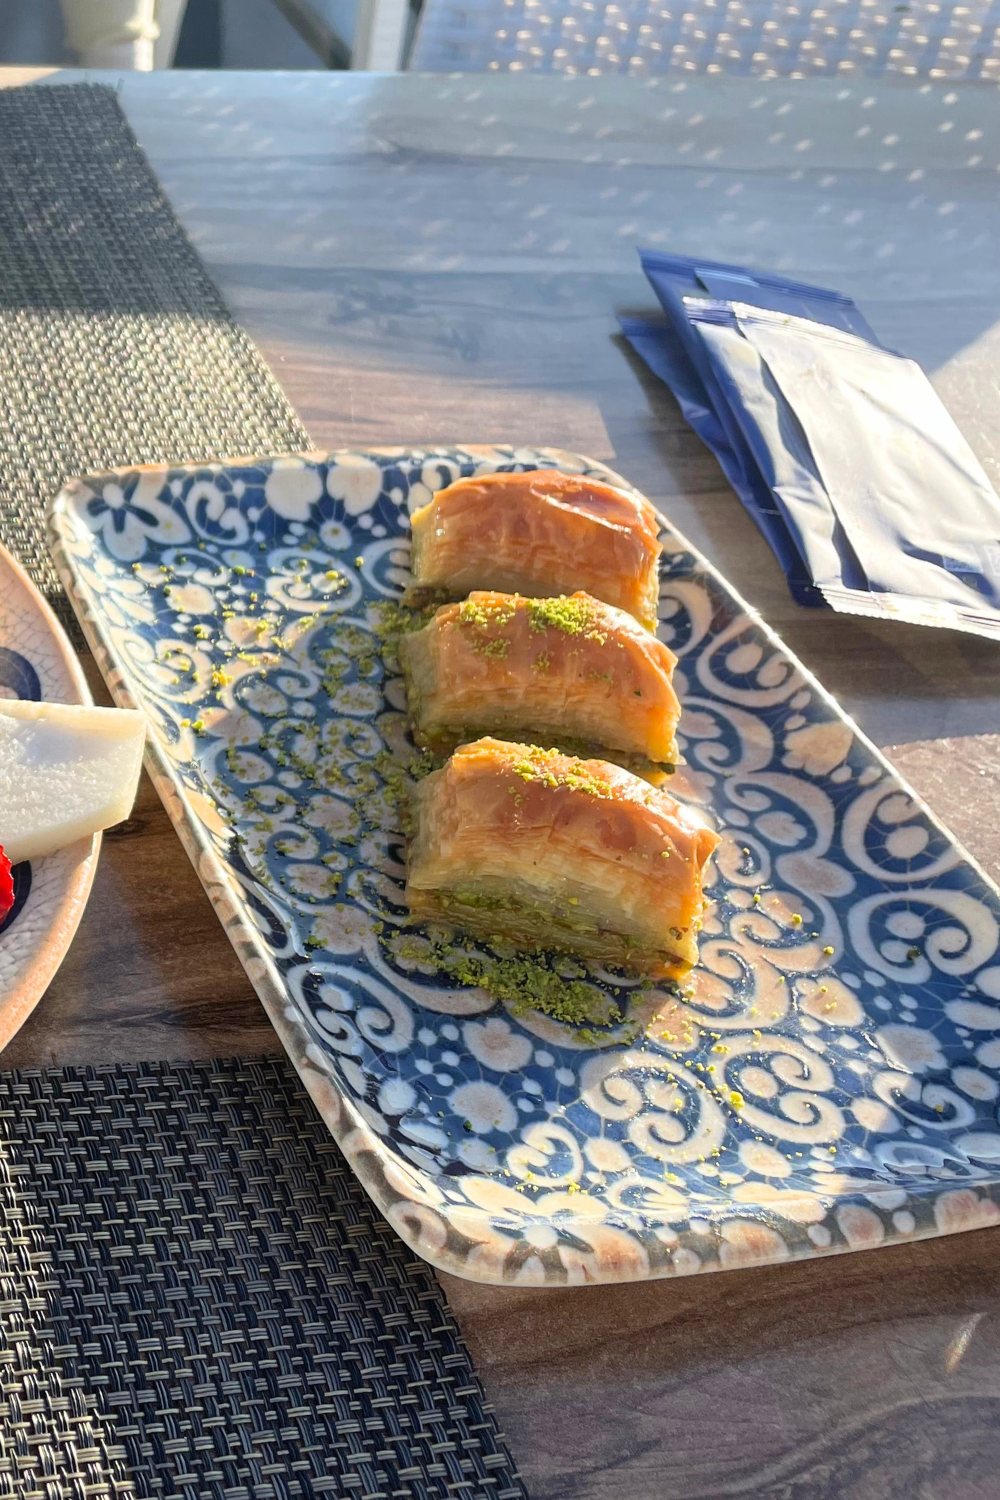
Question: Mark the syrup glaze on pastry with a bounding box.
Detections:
[406,470,662,631]
[406,738,719,977]
[400,590,680,772]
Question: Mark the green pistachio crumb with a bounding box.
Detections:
[474,636,512,659]
[459,597,516,629]
[508,745,614,800]
[525,595,603,639]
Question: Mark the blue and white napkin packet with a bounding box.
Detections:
[621,250,1000,639]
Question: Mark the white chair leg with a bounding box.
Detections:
[153,0,188,67]
[352,0,410,70]
[59,0,159,68]
[77,37,155,67]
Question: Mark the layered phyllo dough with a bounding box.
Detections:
[399,591,680,772]
[406,469,662,631]
[406,738,719,976]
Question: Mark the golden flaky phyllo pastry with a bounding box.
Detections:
[406,739,719,977]
[406,470,663,631]
[399,591,680,773]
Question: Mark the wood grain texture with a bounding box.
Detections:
[2,66,1000,1500]
[116,68,1000,755]
[1,653,270,1067]
[441,1226,1000,1499]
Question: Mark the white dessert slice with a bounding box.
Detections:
[0,700,146,863]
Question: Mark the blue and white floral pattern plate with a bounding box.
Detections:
[49,448,1000,1285]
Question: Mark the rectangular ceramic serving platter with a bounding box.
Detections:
[50,447,1000,1286]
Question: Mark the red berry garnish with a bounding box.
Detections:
[0,846,13,923]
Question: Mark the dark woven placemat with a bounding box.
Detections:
[0,1057,526,1500]
[0,82,310,620]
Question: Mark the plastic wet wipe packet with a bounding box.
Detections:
[624,250,1000,639]
[618,313,824,608]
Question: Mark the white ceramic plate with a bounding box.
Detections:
[0,544,99,1051]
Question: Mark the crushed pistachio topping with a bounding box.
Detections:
[455,597,516,657]
[525,595,602,637]
[370,599,437,674]
[458,596,517,629]
[474,636,511,659]
[388,931,633,1029]
[506,744,616,799]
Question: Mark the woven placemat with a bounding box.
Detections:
[0,82,310,622]
[0,1057,526,1500]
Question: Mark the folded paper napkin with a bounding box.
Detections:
[622,250,1000,639]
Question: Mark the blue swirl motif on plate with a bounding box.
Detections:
[51,448,1000,1284]
[0,646,38,933]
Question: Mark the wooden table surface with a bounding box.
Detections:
[4,63,1000,1499]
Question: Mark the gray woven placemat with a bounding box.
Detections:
[0,81,310,622]
[0,1057,526,1500]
